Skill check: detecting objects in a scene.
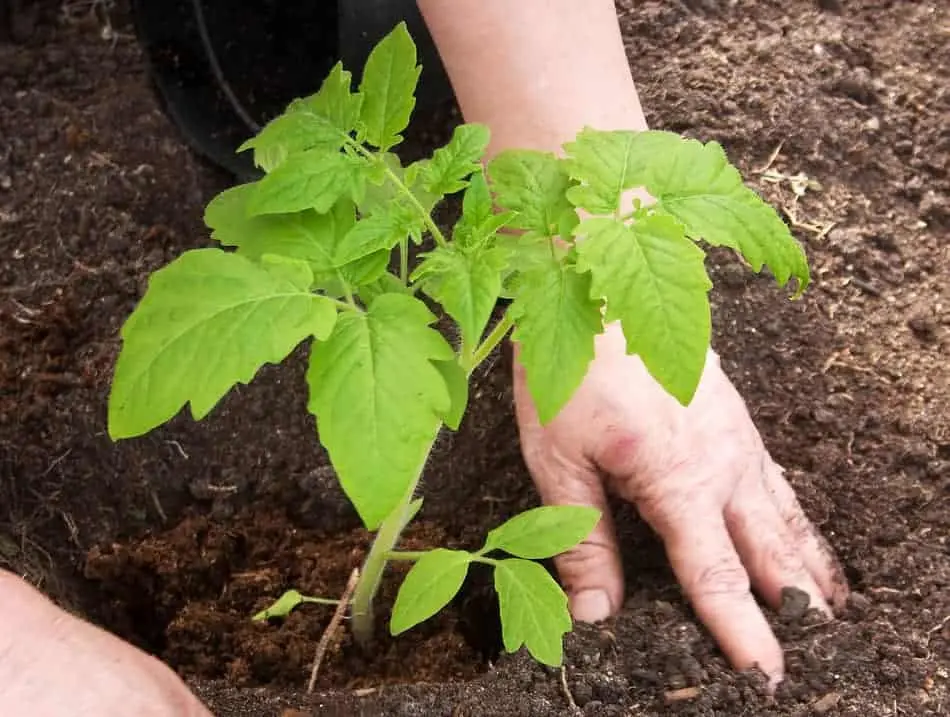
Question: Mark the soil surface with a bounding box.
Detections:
[2,1,949,715]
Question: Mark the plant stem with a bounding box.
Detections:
[465,310,516,374]
[399,237,409,285]
[344,137,448,247]
[300,596,342,606]
[328,296,361,313]
[385,550,426,561]
[349,464,429,646]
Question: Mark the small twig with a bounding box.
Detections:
[150,490,168,524]
[559,666,580,714]
[308,568,360,693]
[664,686,702,703]
[848,277,882,297]
[927,614,950,636]
[42,449,72,477]
[753,141,785,174]
[165,440,189,460]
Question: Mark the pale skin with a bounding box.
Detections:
[418,0,848,680]
[0,1,846,712]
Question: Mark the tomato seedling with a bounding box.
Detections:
[107,23,808,667]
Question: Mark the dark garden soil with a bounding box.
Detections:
[1,1,948,715]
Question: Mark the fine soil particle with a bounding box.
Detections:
[1,1,948,716]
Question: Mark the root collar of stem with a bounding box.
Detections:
[349,470,428,647]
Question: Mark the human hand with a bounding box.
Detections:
[0,570,211,717]
[512,322,848,681]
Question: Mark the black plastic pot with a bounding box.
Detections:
[130,0,451,180]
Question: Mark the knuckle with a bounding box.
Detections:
[763,540,807,579]
[598,430,642,474]
[690,555,751,599]
[776,495,817,544]
[555,541,611,578]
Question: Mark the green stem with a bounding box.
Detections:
[344,137,448,247]
[349,459,429,646]
[464,310,516,375]
[385,550,427,561]
[327,296,361,313]
[300,596,342,606]
[330,267,359,310]
[399,237,409,285]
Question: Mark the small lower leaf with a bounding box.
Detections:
[493,559,572,666]
[390,549,473,635]
[251,589,338,621]
[482,506,601,559]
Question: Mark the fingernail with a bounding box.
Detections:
[570,589,612,623]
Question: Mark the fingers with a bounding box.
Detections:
[725,480,832,616]
[512,358,625,623]
[763,462,849,610]
[527,454,625,623]
[661,510,785,679]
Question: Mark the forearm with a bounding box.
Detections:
[417,0,648,157]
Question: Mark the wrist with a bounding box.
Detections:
[419,0,649,158]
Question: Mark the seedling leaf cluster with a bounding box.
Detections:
[107,24,809,668]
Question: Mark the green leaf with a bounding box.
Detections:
[564,129,809,292]
[305,62,364,136]
[454,171,516,251]
[415,123,490,196]
[359,153,404,213]
[495,234,563,299]
[482,506,601,559]
[204,182,279,244]
[336,212,405,265]
[208,187,348,267]
[206,193,384,289]
[307,294,455,529]
[562,128,675,215]
[238,63,361,172]
[338,198,427,265]
[413,245,507,350]
[251,589,338,621]
[358,273,413,304]
[109,249,337,439]
[359,22,421,151]
[510,259,603,423]
[330,251,390,288]
[390,549,473,635]
[494,559,572,666]
[488,150,574,237]
[238,112,337,174]
[461,169,493,228]
[635,133,810,293]
[433,359,468,431]
[574,214,712,405]
[248,150,366,216]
